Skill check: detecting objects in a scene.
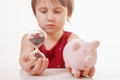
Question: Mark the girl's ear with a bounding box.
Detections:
[67,13,71,18]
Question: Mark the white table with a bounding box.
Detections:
[0,68,120,80]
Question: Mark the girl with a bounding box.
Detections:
[19,0,95,78]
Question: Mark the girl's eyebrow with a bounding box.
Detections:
[55,7,63,9]
[38,7,47,10]
[38,5,64,9]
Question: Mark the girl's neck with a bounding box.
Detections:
[44,30,64,50]
[46,28,64,40]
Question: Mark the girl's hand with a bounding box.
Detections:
[22,53,49,75]
[65,65,95,78]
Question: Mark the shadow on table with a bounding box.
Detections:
[19,69,94,80]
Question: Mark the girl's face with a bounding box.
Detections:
[35,0,68,34]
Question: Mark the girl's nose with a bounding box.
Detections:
[47,12,55,21]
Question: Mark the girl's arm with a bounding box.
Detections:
[19,34,49,75]
[19,34,35,70]
[68,33,79,41]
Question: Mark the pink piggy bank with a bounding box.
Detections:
[63,39,100,74]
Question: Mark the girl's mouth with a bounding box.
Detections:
[46,24,56,28]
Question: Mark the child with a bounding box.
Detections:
[19,0,95,78]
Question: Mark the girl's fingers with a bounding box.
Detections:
[65,64,71,72]
[73,71,81,78]
[38,58,49,73]
[88,67,95,77]
[29,58,49,75]
[82,67,89,77]
[24,57,36,72]
[29,58,43,75]
[71,67,95,78]
[44,58,49,69]
[22,54,29,62]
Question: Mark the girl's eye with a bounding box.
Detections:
[41,10,47,13]
[54,10,62,14]
[38,8,47,13]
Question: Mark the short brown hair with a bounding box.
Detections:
[31,0,74,18]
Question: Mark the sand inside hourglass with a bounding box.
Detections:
[29,37,45,47]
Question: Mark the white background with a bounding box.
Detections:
[0,0,120,72]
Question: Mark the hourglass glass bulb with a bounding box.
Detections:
[28,30,46,59]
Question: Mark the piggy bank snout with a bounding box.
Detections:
[85,55,93,62]
[85,55,96,67]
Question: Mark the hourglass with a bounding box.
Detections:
[27,30,47,59]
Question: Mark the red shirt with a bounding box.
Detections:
[39,31,72,68]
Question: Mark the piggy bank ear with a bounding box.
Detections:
[72,42,80,51]
[92,40,100,48]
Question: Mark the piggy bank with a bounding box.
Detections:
[63,39,100,74]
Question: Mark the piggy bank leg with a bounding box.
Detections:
[72,69,80,78]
